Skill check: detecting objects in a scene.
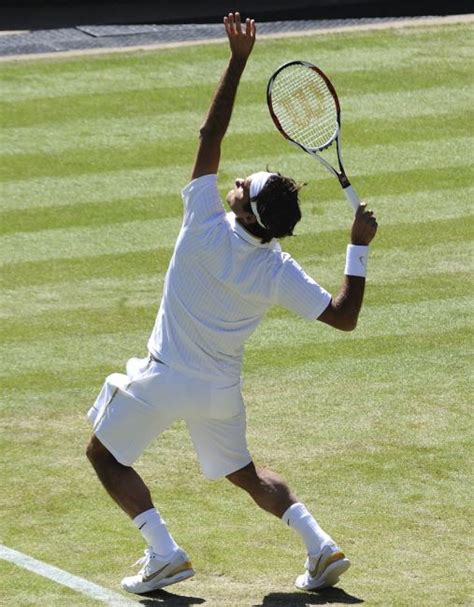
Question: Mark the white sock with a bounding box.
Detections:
[133,507,179,557]
[282,502,333,556]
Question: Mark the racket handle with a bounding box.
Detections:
[343,184,361,213]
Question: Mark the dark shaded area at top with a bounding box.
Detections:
[1,0,471,31]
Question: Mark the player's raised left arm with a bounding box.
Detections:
[191,13,256,180]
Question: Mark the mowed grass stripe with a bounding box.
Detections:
[0,183,473,249]
[4,318,470,404]
[2,272,471,341]
[2,55,471,130]
[0,216,181,265]
[1,249,168,289]
[1,167,472,236]
[1,173,471,243]
[2,223,472,291]
[2,275,165,318]
[2,112,471,183]
[282,216,472,263]
[0,296,469,376]
[2,243,472,327]
[299,242,474,291]
[3,239,472,339]
[0,194,181,235]
[1,187,472,264]
[247,324,471,376]
[1,338,472,420]
[2,86,472,159]
[1,63,469,129]
[248,296,473,349]
[2,327,469,405]
[2,213,474,316]
[1,136,472,210]
[0,55,227,102]
[1,25,470,102]
[1,166,190,210]
[1,268,471,323]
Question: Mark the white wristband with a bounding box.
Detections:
[344,244,369,277]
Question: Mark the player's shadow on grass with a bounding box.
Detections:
[137,587,206,606]
[255,587,364,606]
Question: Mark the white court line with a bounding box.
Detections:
[0,544,137,606]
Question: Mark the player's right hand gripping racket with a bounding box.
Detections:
[267,60,360,212]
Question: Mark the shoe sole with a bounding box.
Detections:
[295,557,351,591]
[152,567,195,590]
[122,566,195,594]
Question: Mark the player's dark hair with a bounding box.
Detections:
[249,173,303,243]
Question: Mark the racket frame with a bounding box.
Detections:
[267,60,360,212]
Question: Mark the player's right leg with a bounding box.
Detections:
[86,434,153,518]
[86,358,194,594]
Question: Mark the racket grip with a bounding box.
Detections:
[343,184,361,213]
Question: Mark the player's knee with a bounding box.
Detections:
[86,435,111,466]
[226,462,259,492]
[85,436,98,464]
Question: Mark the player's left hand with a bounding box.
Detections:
[351,203,378,246]
[224,13,256,61]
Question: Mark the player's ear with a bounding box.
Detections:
[242,212,257,225]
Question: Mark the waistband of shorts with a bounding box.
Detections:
[148,352,242,387]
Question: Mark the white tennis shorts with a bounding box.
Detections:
[87,356,251,480]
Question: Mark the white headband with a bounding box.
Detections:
[249,171,275,229]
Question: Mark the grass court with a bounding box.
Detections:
[0,20,473,606]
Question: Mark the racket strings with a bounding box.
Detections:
[270,65,338,150]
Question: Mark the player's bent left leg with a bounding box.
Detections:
[226,461,297,518]
[227,463,351,591]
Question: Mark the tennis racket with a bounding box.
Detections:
[267,60,360,212]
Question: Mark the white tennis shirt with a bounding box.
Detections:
[148,174,331,381]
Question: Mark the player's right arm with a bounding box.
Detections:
[317,204,378,331]
[191,13,256,181]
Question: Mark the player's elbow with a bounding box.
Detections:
[318,303,358,331]
[339,316,358,332]
[338,307,360,331]
[327,313,357,332]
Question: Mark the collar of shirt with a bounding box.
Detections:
[226,212,280,250]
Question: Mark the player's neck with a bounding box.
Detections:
[236,217,268,240]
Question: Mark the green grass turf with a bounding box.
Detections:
[1,22,473,607]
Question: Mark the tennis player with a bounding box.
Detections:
[86,12,377,595]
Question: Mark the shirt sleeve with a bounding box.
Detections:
[274,254,332,320]
[181,174,225,230]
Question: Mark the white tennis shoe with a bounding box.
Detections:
[295,543,350,591]
[121,546,194,594]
